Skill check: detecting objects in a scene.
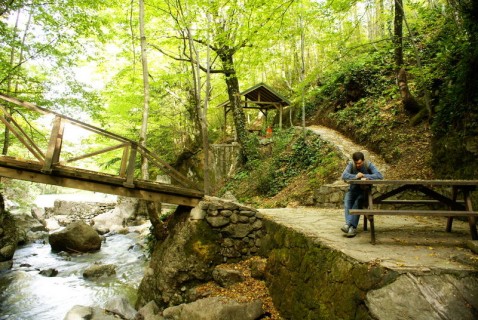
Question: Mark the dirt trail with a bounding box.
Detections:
[306,125,390,176]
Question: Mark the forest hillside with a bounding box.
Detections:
[220,1,478,206]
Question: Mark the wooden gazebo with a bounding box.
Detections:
[217,83,291,133]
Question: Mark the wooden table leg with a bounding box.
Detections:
[369,215,376,244]
[363,187,372,231]
[362,187,369,231]
[446,186,458,232]
[367,188,375,244]
[464,189,478,240]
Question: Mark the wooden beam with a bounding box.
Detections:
[62,142,128,164]
[119,144,130,178]
[124,144,137,188]
[0,112,45,162]
[43,115,64,172]
[0,93,134,144]
[0,166,200,207]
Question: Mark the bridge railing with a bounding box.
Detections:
[0,93,200,191]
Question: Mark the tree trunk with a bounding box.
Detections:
[146,201,168,241]
[393,0,404,68]
[220,53,249,164]
[398,68,421,114]
[300,8,306,134]
[139,0,150,180]
[202,17,212,195]
[3,8,32,156]
[186,26,210,194]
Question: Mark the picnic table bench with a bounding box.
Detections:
[347,180,478,244]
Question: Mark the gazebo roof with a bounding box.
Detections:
[217,82,291,109]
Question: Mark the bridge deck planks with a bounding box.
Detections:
[0,155,203,207]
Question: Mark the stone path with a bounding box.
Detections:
[306,125,390,175]
[259,207,478,272]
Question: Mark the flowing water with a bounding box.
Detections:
[0,232,148,320]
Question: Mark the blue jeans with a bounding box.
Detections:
[344,189,364,228]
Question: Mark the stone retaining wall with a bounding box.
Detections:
[314,182,348,208]
[258,216,478,320]
[191,196,266,260]
[136,197,266,309]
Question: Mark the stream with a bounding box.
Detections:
[0,194,149,320]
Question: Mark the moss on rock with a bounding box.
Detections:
[260,219,399,319]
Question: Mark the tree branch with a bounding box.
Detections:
[149,43,232,74]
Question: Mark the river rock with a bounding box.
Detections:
[39,268,58,277]
[83,263,116,279]
[212,267,245,287]
[13,213,48,244]
[162,297,263,320]
[45,200,115,225]
[0,206,17,262]
[249,257,267,279]
[92,197,145,232]
[136,300,164,320]
[0,260,13,272]
[63,305,118,320]
[104,296,137,320]
[45,217,61,231]
[49,221,101,253]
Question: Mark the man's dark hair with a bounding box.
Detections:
[352,152,365,162]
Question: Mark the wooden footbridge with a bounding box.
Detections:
[0,93,204,207]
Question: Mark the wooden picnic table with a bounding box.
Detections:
[347,180,478,244]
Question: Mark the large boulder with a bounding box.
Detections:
[136,206,223,309]
[162,297,263,320]
[0,198,17,265]
[49,221,101,253]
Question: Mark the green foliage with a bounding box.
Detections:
[1,179,43,210]
[221,128,342,203]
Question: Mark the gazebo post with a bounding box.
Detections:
[279,105,283,129]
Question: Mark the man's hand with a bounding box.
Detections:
[356,172,365,179]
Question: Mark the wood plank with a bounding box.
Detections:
[43,115,64,172]
[0,166,202,206]
[124,144,137,188]
[350,209,478,216]
[62,142,128,164]
[347,179,478,186]
[0,156,43,169]
[378,199,464,204]
[0,155,203,197]
[0,113,45,162]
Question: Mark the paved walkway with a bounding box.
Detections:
[259,207,478,272]
[306,125,390,175]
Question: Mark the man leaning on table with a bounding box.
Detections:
[341,151,383,238]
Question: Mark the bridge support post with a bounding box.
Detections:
[43,116,64,173]
[123,143,137,188]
